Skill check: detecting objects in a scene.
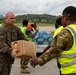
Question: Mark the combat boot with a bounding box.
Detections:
[20,68,30,74]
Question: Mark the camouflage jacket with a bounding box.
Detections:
[37,28,73,66]
[0,24,27,64]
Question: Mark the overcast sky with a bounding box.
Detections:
[0,0,76,16]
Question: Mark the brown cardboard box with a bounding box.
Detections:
[11,40,36,58]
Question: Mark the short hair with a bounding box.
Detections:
[22,20,28,26]
[55,17,62,29]
[5,12,15,19]
[62,6,76,21]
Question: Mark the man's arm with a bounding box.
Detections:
[0,28,12,54]
[0,28,18,58]
[37,29,73,66]
[30,29,73,67]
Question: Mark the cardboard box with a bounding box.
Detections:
[11,40,36,58]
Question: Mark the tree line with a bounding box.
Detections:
[0,14,60,24]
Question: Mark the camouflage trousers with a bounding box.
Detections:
[20,58,30,68]
[61,73,76,75]
[0,62,12,75]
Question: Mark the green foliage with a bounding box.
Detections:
[15,14,60,24]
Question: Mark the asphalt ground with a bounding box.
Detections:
[11,58,59,75]
[38,26,55,31]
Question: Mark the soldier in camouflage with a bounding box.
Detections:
[0,12,28,75]
[30,6,76,75]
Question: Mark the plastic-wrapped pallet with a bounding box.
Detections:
[32,31,53,55]
[32,31,53,45]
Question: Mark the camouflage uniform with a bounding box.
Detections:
[20,58,30,68]
[0,24,27,75]
[37,29,75,75]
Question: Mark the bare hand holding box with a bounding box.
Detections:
[11,40,36,58]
